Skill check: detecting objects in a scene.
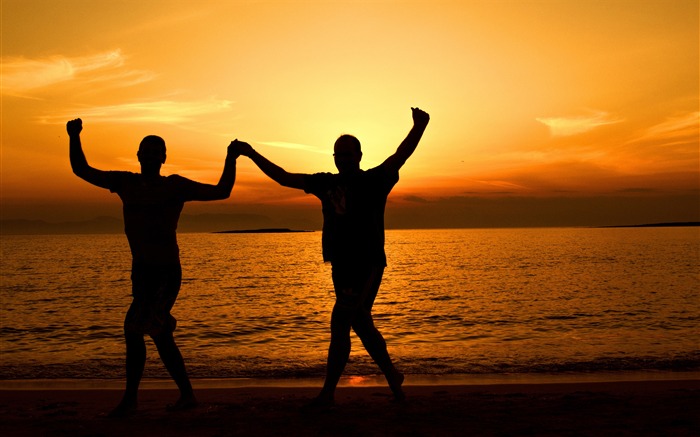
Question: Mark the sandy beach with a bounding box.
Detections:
[1,377,698,436]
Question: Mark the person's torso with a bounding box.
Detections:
[306,166,398,266]
[109,172,194,264]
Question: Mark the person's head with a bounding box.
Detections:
[333,134,362,174]
[137,135,166,174]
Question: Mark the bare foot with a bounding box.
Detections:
[301,393,335,411]
[166,395,198,412]
[388,370,405,402]
[107,399,137,418]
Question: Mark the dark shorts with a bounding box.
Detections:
[125,263,182,336]
[331,264,384,312]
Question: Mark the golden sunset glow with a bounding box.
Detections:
[2,0,698,228]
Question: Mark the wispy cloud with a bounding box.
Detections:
[627,111,699,147]
[1,50,154,96]
[39,99,233,125]
[536,110,622,137]
[115,8,214,39]
[404,195,431,203]
[472,179,531,191]
[257,141,326,155]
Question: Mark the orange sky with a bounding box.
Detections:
[2,0,698,229]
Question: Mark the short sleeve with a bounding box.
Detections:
[167,175,211,201]
[106,171,130,194]
[373,164,399,194]
[303,172,333,197]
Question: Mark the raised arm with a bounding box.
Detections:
[232,142,306,190]
[67,118,112,189]
[382,107,430,173]
[188,140,241,201]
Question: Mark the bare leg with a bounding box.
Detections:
[314,303,353,405]
[152,331,197,410]
[353,310,405,401]
[109,332,145,417]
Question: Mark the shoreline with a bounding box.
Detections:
[1,378,698,436]
[2,370,699,391]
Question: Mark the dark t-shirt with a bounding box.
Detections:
[107,171,206,265]
[304,164,399,267]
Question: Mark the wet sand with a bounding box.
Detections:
[1,378,698,436]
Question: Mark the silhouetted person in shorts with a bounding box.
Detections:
[67,118,243,417]
[233,107,430,406]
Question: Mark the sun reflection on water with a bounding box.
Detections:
[1,228,698,378]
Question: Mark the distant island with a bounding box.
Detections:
[2,215,698,235]
[213,228,314,234]
[597,222,699,228]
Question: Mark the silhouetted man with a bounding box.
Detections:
[233,107,430,406]
[67,118,242,416]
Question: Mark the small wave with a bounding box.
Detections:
[2,352,697,380]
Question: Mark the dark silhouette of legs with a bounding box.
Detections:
[152,331,197,410]
[313,266,403,406]
[317,304,354,402]
[109,263,196,415]
[109,330,196,417]
[352,309,404,400]
[108,332,146,417]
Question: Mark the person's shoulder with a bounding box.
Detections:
[303,172,336,194]
[368,163,397,177]
[164,174,202,189]
[165,174,200,183]
[105,170,137,192]
[108,170,138,182]
[306,171,336,183]
[111,170,136,176]
[366,163,399,187]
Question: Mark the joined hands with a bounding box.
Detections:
[228,139,253,158]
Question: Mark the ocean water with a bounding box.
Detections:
[1,228,699,380]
